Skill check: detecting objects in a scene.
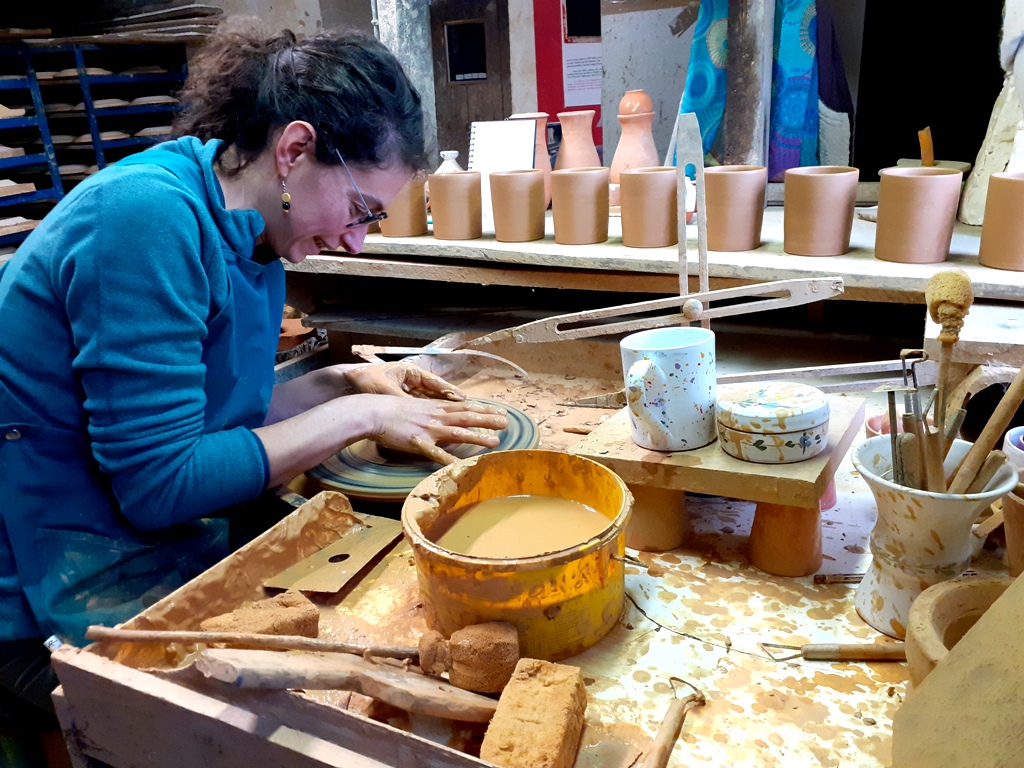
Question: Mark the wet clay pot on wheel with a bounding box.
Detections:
[379,175,428,238]
[619,167,677,248]
[978,171,1024,271]
[551,167,610,245]
[428,171,482,240]
[489,169,546,243]
[554,110,600,171]
[874,167,963,264]
[509,112,552,207]
[704,165,767,251]
[783,166,859,256]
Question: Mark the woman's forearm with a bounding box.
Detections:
[265,365,363,424]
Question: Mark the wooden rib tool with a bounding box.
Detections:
[925,269,973,455]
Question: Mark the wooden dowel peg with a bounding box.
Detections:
[965,451,1008,495]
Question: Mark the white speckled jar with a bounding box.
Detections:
[716,382,829,464]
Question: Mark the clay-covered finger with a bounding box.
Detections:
[441,409,509,431]
[409,435,459,465]
[437,425,502,448]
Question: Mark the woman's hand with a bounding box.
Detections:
[368,396,508,465]
[345,362,467,401]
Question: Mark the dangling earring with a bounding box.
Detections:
[281,179,291,214]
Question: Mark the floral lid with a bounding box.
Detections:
[716,381,830,434]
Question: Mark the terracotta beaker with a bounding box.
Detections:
[620,166,677,248]
[624,484,689,552]
[428,171,482,240]
[874,167,963,264]
[551,167,610,245]
[379,175,428,238]
[509,112,552,207]
[978,171,1024,271]
[703,165,767,251]
[852,435,1018,639]
[783,166,859,256]
[489,169,545,243]
[554,110,600,171]
[610,112,660,185]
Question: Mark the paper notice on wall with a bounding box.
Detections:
[562,41,602,107]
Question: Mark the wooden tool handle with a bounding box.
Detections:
[85,625,419,661]
[949,365,1024,493]
[898,433,922,490]
[639,694,704,768]
[801,643,906,661]
[196,648,498,722]
[965,451,1008,495]
[922,427,946,493]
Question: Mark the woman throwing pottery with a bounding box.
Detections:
[0,18,507,734]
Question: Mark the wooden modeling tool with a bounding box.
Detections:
[925,269,973,456]
[948,363,1024,494]
[195,648,498,722]
[639,677,705,768]
[895,127,972,174]
[761,642,906,662]
[918,126,935,167]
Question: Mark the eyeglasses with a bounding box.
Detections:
[335,149,388,229]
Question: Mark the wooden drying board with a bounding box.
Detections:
[571,395,866,508]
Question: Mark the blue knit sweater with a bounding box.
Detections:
[0,137,281,644]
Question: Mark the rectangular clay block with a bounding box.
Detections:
[479,658,587,768]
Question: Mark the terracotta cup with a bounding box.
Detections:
[620,166,677,248]
[551,167,610,245]
[489,169,546,243]
[428,171,482,240]
[874,167,963,264]
[704,165,767,251]
[783,166,859,256]
[379,176,428,238]
[979,171,1024,271]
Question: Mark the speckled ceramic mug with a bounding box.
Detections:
[619,327,716,452]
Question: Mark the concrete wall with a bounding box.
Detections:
[320,0,373,33]
[212,0,323,33]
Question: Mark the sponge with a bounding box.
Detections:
[925,269,973,343]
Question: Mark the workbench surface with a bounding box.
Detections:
[285,207,1024,304]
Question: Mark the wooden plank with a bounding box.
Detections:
[923,300,1024,367]
[0,216,38,236]
[0,180,36,197]
[53,646,488,767]
[724,0,773,165]
[571,395,866,508]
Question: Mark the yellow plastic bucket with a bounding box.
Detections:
[401,449,633,661]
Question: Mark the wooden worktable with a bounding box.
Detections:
[285,207,1024,304]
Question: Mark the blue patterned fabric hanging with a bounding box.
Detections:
[679,0,729,163]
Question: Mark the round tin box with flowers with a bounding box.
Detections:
[716,381,830,464]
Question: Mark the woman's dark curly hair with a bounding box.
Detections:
[173,18,428,175]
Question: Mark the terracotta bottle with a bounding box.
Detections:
[610,112,660,185]
[509,112,552,207]
[489,169,546,242]
[554,110,600,171]
[428,171,482,240]
[620,167,677,248]
[551,167,610,245]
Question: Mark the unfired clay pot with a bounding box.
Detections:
[489,169,546,243]
[619,166,677,248]
[554,110,600,171]
[428,171,482,240]
[509,112,552,207]
[610,113,660,185]
[978,171,1024,271]
[874,167,963,264]
[618,88,653,115]
[379,175,428,238]
[551,167,610,245]
[704,165,767,251]
[783,166,859,256]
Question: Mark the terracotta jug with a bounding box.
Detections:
[428,171,482,240]
[554,111,600,171]
[618,88,653,116]
[610,112,660,185]
[978,171,1024,271]
[509,112,552,207]
[489,169,546,242]
[783,166,859,256]
[619,166,677,248]
[551,167,610,245]
[704,165,767,251]
[875,166,962,264]
[379,175,428,238]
